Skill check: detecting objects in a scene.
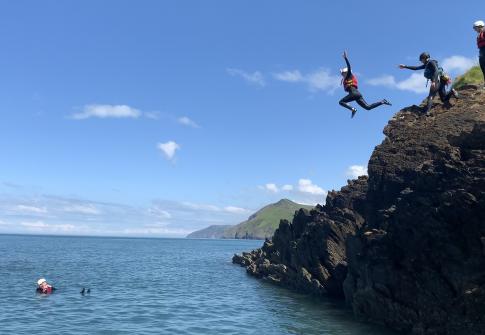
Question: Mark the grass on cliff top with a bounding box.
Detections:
[453,66,483,89]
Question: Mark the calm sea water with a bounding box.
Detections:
[0,235,396,335]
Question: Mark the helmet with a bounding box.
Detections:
[340,67,348,74]
[37,278,46,286]
[474,20,485,28]
[419,52,430,61]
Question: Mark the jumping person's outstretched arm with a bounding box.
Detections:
[343,51,352,79]
[399,64,426,70]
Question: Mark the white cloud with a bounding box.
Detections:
[20,220,48,228]
[63,204,101,215]
[182,202,221,212]
[367,73,428,94]
[274,70,304,82]
[441,56,477,73]
[224,206,250,214]
[273,68,341,93]
[121,227,194,237]
[14,205,48,214]
[157,141,180,160]
[298,179,326,195]
[148,206,172,219]
[346,165,368,179]
[227,68,266,87]
[144,111,161,120]
[178,116,200,128]
[72,104,141,120]
[264,183,279,193]
[282,184,293,191]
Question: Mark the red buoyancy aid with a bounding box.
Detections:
[478,32,485,49]
[343,75,358,91]
[41,286,53,294]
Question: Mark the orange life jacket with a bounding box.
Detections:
[343,75,358,91]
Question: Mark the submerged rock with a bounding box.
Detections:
[233,86,485,334]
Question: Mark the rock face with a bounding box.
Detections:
[233,176,367,298]
[233,85,485,334]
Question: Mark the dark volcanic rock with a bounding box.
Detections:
[233,86,485,334]
[233,176,368,298]
[344,86,485,334]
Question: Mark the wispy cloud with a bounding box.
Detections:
[227,68,266,87]
[72,104,142,120]
[258,179,327,206]
[441,55,477,73]
[263,183,279,193]
[63,204,101,215]
[178,116,200,128]
[367,73,428,94]
[0,195,253,237]
[14,205,48,214]
[157,141,180,160]
[298,179,326,195]
[273,68,341,93]
[346,165,368,179]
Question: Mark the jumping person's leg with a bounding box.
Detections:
[356,97,384,110]
[339,93,357,112]
[339,89,360,117]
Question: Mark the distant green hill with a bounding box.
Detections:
[186,225,233,239]
[453,66,483,89]
[186,199,313,240]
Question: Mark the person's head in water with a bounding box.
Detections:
[340,67,348,78]
[37,278,54,294]
[419,52,430,64]
[473,20,484,33]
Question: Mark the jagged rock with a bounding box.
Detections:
[344,86,485,334]
[233,176,368,298]
[234,86,485,334]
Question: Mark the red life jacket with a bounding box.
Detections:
[41,286,53,294]
[343,75,358,91]
[478,31,485,49]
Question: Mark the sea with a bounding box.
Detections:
[0,235,397,334]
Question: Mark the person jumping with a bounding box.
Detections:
[399,52,458,114]
[473,20,485,88]
[339,51,391,118]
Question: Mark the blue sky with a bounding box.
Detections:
[0,1,481,236]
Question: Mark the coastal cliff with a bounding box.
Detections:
[233,85,485,334]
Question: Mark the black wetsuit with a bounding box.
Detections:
[339,57,385,111]
[403,60,454,113]
[480,47,485,83]
[478,31,485,83]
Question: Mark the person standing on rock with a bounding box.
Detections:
[339,51,392,118]
[474,20,485,88]
[399,52,458,114]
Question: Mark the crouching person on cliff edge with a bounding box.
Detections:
[36,278,56,294]
[399,52,458,115]
[474,20,485,88]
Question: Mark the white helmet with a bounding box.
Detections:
[340,67,348,74]
[473,20,484,28]
[37,278,47,286]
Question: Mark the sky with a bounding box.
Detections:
[0,0,481,237]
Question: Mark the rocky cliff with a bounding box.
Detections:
[233,85,485,334]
